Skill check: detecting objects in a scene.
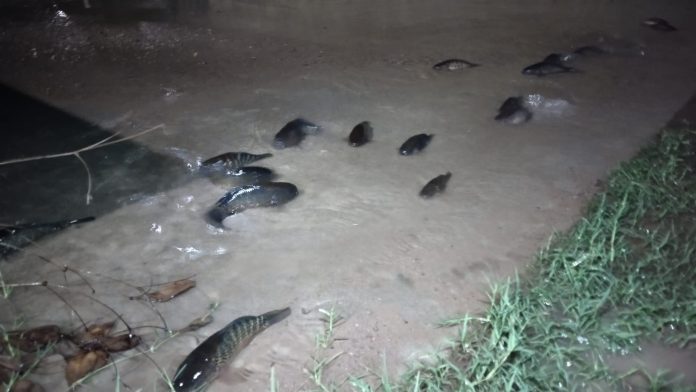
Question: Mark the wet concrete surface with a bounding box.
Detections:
[1,0,695,390]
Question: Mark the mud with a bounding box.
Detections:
[1,0,696,390]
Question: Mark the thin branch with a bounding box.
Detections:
[0,124,165,167]
[73,153,93,205]
[37,255,96,294]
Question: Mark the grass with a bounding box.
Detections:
[4,128,696,391]
[316,306,343,350]
[381,128,696,391]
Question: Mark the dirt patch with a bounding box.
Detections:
[2,0,696,390]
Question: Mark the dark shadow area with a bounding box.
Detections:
[0,0,209,23]
[0,83,190,257]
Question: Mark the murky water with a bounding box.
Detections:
[1,0,695,390]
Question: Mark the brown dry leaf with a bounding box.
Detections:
[0,366,11,384]
[100,334,141,352]
[71,321,116,349]
[179,313,213,333]
[146,279,196,302]
[65,350,109,386]
[83,321,116,338]
[0,355,22,372]
[7,325,63,352]
[11,378,45,392]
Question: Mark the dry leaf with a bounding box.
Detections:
[100,334,141,352]
[0,355,22,372]
[0,366,11,384]
[7,325,63,352]
[11,378,45,392]
[178,313,213,333]
[71,321,115,349]
[146,279,196,302]
[84,321,115,338]
[65,350,109,386]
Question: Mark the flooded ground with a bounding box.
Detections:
[1,0,695,390]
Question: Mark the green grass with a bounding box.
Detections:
[384,129,696,391]
[4,128,696,391]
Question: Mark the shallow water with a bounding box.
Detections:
[1,0,695,390]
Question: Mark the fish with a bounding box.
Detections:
[201,152,272,170]
[173,307,291,392]
[573,45,606,56]
[348,121,373,147]
[420,172,452,198]
[542,53,575,65]
[206,182,299,227]
[432,59,480,71]
[399,134,433,155]
[206,166,276,187]
[0,217,95,257]
[643,17,677,32]
[272,118,320,149]
[495,96,532,125]
[522,61,577,76]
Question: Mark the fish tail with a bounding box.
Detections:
[24,216,95,230]
[258,153,273,159]
[444,172,452,178]
[205,207,235,228]
[260,307,291,325]
[65,216,96,226]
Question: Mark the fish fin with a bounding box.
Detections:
[261,307,291,325]
[66,216,95,225]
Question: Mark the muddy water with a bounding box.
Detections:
[1,0,695,390]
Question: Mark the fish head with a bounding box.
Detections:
[172,360,216,392]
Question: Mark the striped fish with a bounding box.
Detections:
[201,152,273,170]
[173,307,291,392]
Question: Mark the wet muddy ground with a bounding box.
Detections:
[1,0,695,390]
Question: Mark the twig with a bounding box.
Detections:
[74,153,93,205]
[37,255,96,294]
[0,124,165,205]
[0,124,164,166]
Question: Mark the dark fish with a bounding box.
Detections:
[420,172,452,198]
[0,217,95,257]
[201,152,272,170]
[643,17,677,32]
[495,97,532,125]
[272,118,320,149]
[173,307,291,392]
[399,134,433,155]
[522,61,577,76]
[542,53,575,65]
[432,59,480,71]
[573,45,606,56]
[348,121,373,147]
[206,182,299,227]
[206,166,276,187]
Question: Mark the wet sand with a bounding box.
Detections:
[1,1,695,390]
